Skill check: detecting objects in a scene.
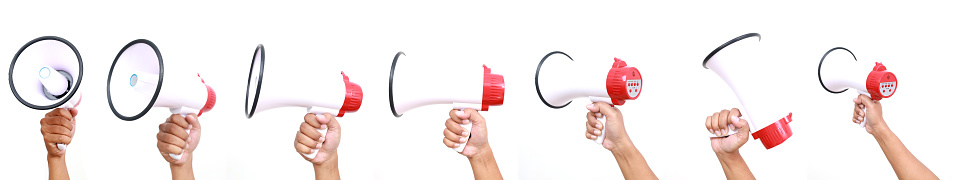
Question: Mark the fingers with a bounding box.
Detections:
[717,109,731,135]
[450,109,470,121]
[585,113,601,139]
[159,123,189,140]
[40,116,73,132]
[462,108,485,125]
[43,133,72,145]
[300,122,323,140]
[68,108,79,117]
[445,118,469,136]
[442,136,458,148]
[41,125,72,136]
[730,114,749,132]
[294,140,314,155]
[157,140,184,155]
[586,103,601,113]
[710,112,721,136]
[853,103,864,124]
[304,113,322,128]
[443,127,465,144]
[295,131,320,150]
[45,108,73,118]
[321,113,339,133]
[157,132,187,149]
[856,94,875,108]
[167,114,190,130]
[595,103,619,119]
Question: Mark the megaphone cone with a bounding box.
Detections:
[10,36,84,151]
[703,33,793,150]
[388,51,504,153]
[244,44,363,159]
[535,51,642,145]
[107,39,216,160]
[818,47,897,127]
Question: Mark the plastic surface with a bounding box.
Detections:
[605,58,642,105]
[339,72,363,117]
[866,63,897,100]
[751,113,793,149]
[481,65,505,111]
[593,115,607,144]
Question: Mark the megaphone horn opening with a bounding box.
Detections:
[42,70,73,100]
[9,36,83,110]
[246,44,265,118]
[818,47,855,94]
[388,51,406,117]
[107,39,164,121]
[535,51,574,109]
[703,33,761,69]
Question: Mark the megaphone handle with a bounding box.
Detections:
[454,121,472,153]
[860,107,868,128]
[594,116,606,144]
[302,113,329,160]
[169,113,193,161]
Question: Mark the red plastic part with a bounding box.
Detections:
[866,63,897,101]
[605,58,642,105]
[197,74,216,117]
[751,113,793,149]
[481,65,505,111]
[338,72,363,117]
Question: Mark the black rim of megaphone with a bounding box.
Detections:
[9,36,83,110]
[246,44,265,118]
[388,51,404,117]
[703,33,761,69]
[535,51,574,109]
[818,47,854,94]
[107,39,164,121]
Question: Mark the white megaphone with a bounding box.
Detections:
[9,36,84,151]
[245,44,363,159]
[703,33,793,149]
[535,51,642,145]
[818,47,897,127]
[106,39,216,160]
[388,51,505,153]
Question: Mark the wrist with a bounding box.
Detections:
[313,152,339,169]
[467,145,495,162]
[608,138,636,153]
[715,150,742,161]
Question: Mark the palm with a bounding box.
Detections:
[710,133,746,154]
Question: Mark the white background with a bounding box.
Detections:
[1,0,961,179]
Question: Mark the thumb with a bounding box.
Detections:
[857,94,875,108]
[322,113,340,134]
[596,103,618,119]
[586,103,602,113]
[186,114,201,131]
[730,115,749,132]
[463,108,485,126]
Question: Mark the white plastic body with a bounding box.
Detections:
[390,53,489,153]
[820,49,895,128]
[705,36,790,138]
[390,53,485,116]
[246,57,346,115]
[537,55,615,107]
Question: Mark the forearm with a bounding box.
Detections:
[611,142,657,180]
[313,154,341,180]
[715,151,754,180]
[47,155,69,180]
[873,126,938,179]
[468,146,503,180]
[170,157,194,180]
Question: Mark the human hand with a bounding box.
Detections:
[157,114,201,164]
[442,109,490,158]
[296,113,341,165]
[41,108,78,157]
[585,102,632,151]
[706,108,749,155]
[853,94,887,134]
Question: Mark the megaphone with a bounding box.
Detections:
[9,36,83,151]
[703,33,793,149]
[388,51,505,153]
[245,44,363,159]
[818,47,897,127]
[106,39,216,160]
[535,51,642,145]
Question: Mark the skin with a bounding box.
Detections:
[852,94,938,179]
[157,114,201,180]
[585,102,658,180]
[41,108,78,180]
[704,108,754,180]
[294,113,341,180]
[442,109,503,180]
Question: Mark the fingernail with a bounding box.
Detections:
[595,123,602,128]
[590,135,597,139]
[316,144,322,149]
[319,125,327,130]
[462,120,469,124]
[595,113,602,117]
[460,137,467,142]
[455,110,464,116]
[594,130,601,135]
[453,144,460,147]
[461,131,468,136]
[587,104,595,108]
[715,131,721,136]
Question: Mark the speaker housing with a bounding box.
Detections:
[107,39,216,121]
[818,47,897,101]
[9,36,83,110]
[703,33,793,150]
